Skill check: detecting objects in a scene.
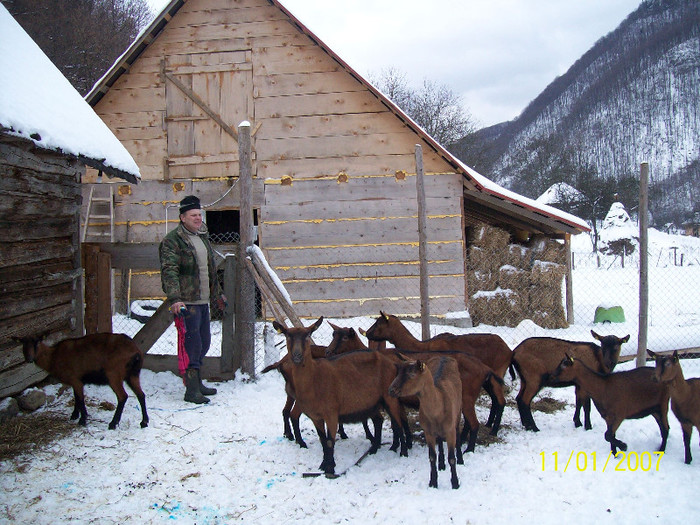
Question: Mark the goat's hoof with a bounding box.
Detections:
[108,423,117,430]
[452,481,460,490]
[140,422,148,428]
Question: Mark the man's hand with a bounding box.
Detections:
[170,301,186,315]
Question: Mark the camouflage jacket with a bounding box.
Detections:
[159,223,221,305]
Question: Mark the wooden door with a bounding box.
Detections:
[164,50,253,179]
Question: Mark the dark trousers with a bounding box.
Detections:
[183,304,211,369]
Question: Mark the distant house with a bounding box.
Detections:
[85,0,589,321]
[0,4,140,397]
[682,212,700,237]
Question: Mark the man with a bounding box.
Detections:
[159,195,225,404]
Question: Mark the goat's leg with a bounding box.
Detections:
[282,395,295,441]
[368,413,383,454]
[323,416,339,475]
[461,401,479,453]
[126,375,148,428]
[437,438,446,470]
[681,422,693,464]
[71,384,88,426]
[290,402,307,448]
[107,378,129,430]
[573,388,592,429]
[604,422,627,454]
[455,421,464,465]
[447,442,459,490]
[311,419,334,473]
[386,399,408,456]
[361,419,374,442]
[651,410,669,452]
[338,423,349,440]
[515,377,540,432]
[426,439,438,489]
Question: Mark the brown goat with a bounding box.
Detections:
[262,346,381,448]
[389,356,462,489]
[14,333,148,430]
[326,324,504,451]
[365,311,513,428]
[552,355,670,454]
[650,350,700,464]
[365,312,513,378]
[512,331,629,432]
[273,317,408,475]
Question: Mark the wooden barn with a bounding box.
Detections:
[84,0,589,322]
[0,5,140,398]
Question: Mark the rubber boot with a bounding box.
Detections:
[184,368,210,404]
[197,369,217,396]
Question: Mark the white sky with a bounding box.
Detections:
[147,0,642,127]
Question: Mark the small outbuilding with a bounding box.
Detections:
[0,4,140,397]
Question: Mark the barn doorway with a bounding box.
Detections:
[205,209,262,318]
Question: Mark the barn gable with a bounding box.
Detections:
[85,0,588,319]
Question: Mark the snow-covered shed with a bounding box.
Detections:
[84,0,588,321]
[0,4,141,397]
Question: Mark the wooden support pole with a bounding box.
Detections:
[415,144,430,340]
[637,162,649,368]
[97,251,112,333]
[564,234,574,325]
[236,121,256,377]
[83,244,99,334]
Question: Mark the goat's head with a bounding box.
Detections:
[591,331,630,373]
[389,359,426,398]
[649,350,680,383]
[273,317,323,364]
[325,323,362,356]
[12,335,44,363]
[365,311,393,342]
[552,353,577,381]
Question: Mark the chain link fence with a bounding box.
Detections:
[110,220,700,377]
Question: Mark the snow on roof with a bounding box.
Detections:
[0,4,140,183]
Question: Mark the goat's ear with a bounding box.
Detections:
[565,353,574,364]
[621,334,630,343]
[647,349,656,358]
[310,316,324,332]
[358,327,367,337]
[395,352,409,361]
[272,321,286,334]
[381,311,389,320]
[591,330,601,341]
[673,350,679,362]
[328,322,340,331]
[418,360,426,372]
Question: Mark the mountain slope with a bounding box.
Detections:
[462,0,699,224]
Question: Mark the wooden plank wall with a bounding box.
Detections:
[87,0,469,319]
[262,172,467,318]
[0,140,84,397]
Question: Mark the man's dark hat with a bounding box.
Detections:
[179,195,201,214]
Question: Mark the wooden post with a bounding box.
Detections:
[415,144,430,340]
[637,162,649,368]
[236,121,256,377]
[221,254,237,373]
[564,234,574,325]
[83,244,99,334]
[97,251,112,333]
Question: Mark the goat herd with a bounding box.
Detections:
[11,311,700,490]
[264,312,700,489]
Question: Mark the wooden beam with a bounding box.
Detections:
[132,300,173,354]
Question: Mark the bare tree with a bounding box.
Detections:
[370,68,476,147]
[3,0,152,95]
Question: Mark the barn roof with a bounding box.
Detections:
[85,0,588,235]
[0,4,140,183]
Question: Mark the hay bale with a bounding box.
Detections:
[505,244,530,269]
[530,260,565,287]
[470,288,524,327]
[467,269,497,292]
[468,222,510,251]
[467,246,496,272]
[499,265,527,291]
[540,239,566,264]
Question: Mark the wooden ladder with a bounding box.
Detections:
[82,183,114,242]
